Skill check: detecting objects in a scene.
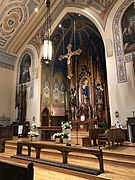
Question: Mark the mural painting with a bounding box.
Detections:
[42,65,51,105]
[122,4,135,54]
[53,72,65,106]
[19,53,31,84]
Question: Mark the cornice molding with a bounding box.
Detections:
[0,51,16,70]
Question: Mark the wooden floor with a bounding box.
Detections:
[0,136,135,180]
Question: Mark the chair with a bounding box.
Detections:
[82,128,105,146]
[98,128,125,148]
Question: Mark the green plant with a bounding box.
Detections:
[61,132,69,138]
[98,121,106,128]
[28,131,39,137]
[31,123,38,130]
[53,132,62,138]
[28,123,39,137]
[61,121,72,129]
[105,129,109,134]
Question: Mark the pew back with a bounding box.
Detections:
[0,161,34,180]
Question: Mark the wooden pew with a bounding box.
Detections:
[0,139,6,153]
[0,126,13,140]
[0,160,34,180]
[14,141,104,175]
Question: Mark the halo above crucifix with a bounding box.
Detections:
[59,44,82,79]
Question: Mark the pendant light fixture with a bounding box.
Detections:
[43,0,52,63]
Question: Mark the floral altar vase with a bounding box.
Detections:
[61,122,72,141]
[28,123,39,141]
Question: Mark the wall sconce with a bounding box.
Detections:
[115,111,119,118]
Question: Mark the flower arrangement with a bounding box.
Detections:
[28,123,39,138]
[61,121,72,129]
[31,123,38,130]
[61,132,69,138]
[52,132,62,139]
[28,131,39,137]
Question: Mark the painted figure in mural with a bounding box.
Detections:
[96,83,104,104]
[53,79,60,103]
[16,85,27,121]
[60,82,65,104]
[20,55,31,84]
[123,20,135,51]
[43,77,50,103]
[70,88,76,107]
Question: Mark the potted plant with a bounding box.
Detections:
[28,123,39,141]
[61,121,72,141]
[61,121,72,129]
[52,132,62,143]
[61,132,69,144]
[28,131,39,141]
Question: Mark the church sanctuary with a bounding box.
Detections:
[0,0,135,179]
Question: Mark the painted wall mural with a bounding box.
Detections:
[53,72,65,107]
[122,3,135,54]
[113,0,134,83]
[19,53,31,84]
[42,64,51,106]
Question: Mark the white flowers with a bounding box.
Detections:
[28,123,39,137]
[28,131,39,137]
[61,121,72,129]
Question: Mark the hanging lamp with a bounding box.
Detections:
[43,0,52,63]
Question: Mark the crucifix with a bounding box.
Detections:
[59,44,82,79]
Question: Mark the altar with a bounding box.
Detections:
[38,126,62,141]
[71,119,97,131]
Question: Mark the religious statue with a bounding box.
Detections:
[78,98,89,119]
[96,83,104,104]
[70,88,77,107]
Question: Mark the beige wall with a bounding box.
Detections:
[0,67,13,117]
[2,0,135,128]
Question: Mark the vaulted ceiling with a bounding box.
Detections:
[0,0,117,60]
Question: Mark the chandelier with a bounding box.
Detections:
[43,0,52,63]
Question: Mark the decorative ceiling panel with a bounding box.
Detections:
[0,0,39,54]
[0,0,118,57]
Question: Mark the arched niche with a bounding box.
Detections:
[41,107,50,126]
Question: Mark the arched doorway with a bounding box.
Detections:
[41,107,50,126]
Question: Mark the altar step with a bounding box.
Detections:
[5,139,135,169]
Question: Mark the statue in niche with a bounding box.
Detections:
[82,85,89,102]
[79,97,89,119]
[70,88,77,107]
[96,83,104,104]
[81,78,89,104]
